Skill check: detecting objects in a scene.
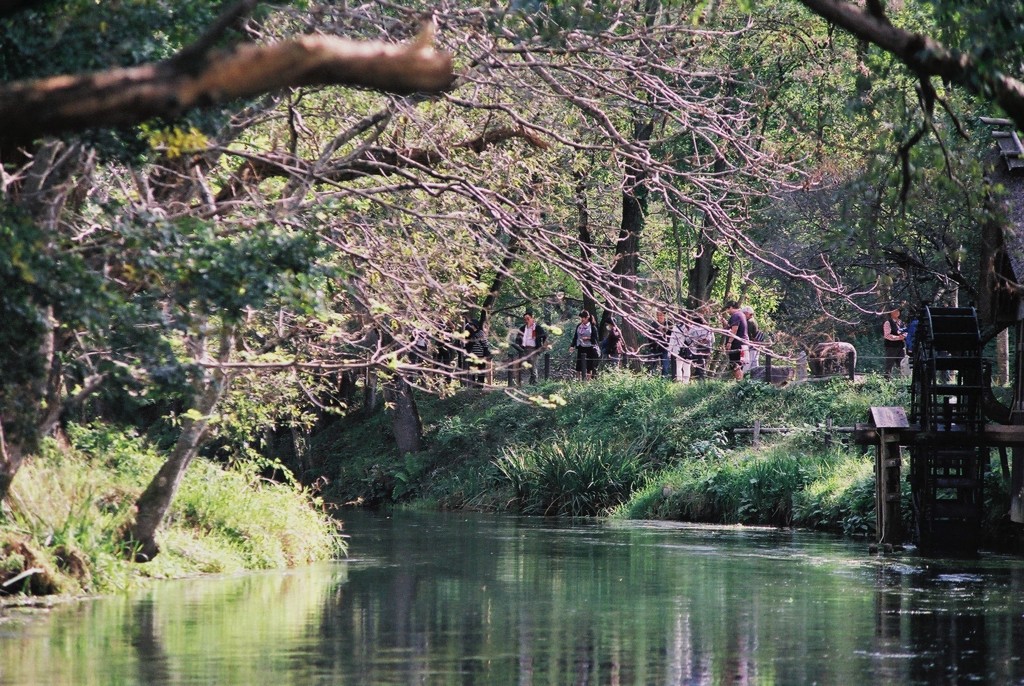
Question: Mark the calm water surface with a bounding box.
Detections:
[2,510,1023,685]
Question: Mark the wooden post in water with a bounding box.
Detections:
[870,407,909,547]
[1011,322,1024,524]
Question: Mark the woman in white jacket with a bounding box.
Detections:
[672,316,714,382]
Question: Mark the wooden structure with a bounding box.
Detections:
[856,120,1024,554]
[981,117,1024,526]
[908,307,987,553]
[983,116,1024,172]
[870,406,907,547]
[857,306,1024,554]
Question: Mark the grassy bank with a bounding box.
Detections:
[1,423,345,597]
[315,371,1017,544]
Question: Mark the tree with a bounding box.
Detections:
[796,0,1024,133]
[9,0,1001,554]
[0,1,455,525]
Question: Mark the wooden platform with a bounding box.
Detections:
[854,422,1024,447]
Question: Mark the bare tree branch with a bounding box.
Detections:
[214,125,548,203]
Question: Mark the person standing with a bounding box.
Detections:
[668,319,687,381]
[570,310,601,381]
[724,301,748,381]
[687,315,715,381]
[882,307,907,378]
[463,320,492,386]
[674,315,714,382]
[650,309,672,378]
[742,305,761,370]
[600,315,625,369]
[515,309,547,384]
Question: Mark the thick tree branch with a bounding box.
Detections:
[0,32,454,145]
[798,0,1024,132]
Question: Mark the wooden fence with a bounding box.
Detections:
[733,419,858,448]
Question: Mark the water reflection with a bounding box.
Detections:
[1,511,1022,685]
[868,558,1024,684]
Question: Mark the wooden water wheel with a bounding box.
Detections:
[908,306,988,554]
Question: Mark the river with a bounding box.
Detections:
[1,510,1023,684]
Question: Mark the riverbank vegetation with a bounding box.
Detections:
[2,0,1024,595]
[314,372,1017,549]
[1,423,344,597]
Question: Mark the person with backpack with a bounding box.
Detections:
[649,309,672,378]
[687,315,715,380]
[882,307,907,378]
[674,315,714,382]
[599,315,626,369]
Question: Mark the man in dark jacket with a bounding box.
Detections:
[514,309,548,384]
[464,320,492,386]
[650,309,672,378]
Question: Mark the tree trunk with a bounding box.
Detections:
[363,367,379,417]
[127,325,234,562]
[722,251,736,301]
[476,226,523,329]
[0,314,53,503]
[361,327,380,417]
[977,170,1005,328]
[0,141,83,503]
[612,117,654,350]
[671,215,686,304]
[1013,322,1024,524]
[574,171,599,318]
[386,379,423,456]
[0,437,25,505]
[685,157,727,309]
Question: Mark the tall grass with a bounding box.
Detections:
[616,438,883,536]
[792,453,880,537]
[1,423,345,596]
[495,433,650,516]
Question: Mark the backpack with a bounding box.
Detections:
[607,325,625,355]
